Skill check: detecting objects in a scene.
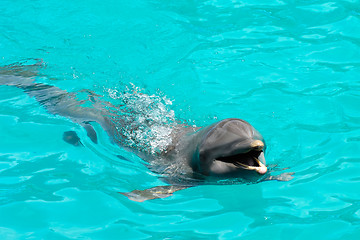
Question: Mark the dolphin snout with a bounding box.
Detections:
[250,140,264,151]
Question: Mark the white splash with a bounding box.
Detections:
[106,84,176,154]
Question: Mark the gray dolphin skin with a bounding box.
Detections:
[183,119,268,176]
[0,62,292,202]
[122,119,273,202]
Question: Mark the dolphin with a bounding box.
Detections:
[0,62,293,202]
[122,118,284,202]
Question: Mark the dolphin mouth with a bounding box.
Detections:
[215,150,267,175]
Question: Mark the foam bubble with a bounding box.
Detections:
[105,84,176,154]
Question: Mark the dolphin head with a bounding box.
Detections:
[190,118,267,177]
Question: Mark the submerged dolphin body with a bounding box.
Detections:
[0,62,293,202]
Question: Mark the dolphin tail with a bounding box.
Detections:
[120,185,189,202]
[0,61,109,146]
[0,59,44,78]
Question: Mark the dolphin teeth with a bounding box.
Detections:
[253,157,261,165]
[233,161,250,169]
[232,157,261,170]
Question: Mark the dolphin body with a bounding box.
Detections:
[0,62,292,202]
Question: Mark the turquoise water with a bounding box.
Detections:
[1,0,360,239]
